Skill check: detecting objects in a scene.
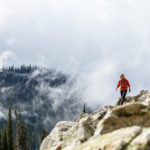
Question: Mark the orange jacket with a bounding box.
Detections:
[117,78,130,91]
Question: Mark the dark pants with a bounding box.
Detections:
[120,90,127,105]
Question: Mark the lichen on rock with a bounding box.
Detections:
[70,126,142,150]
[125,127,150,150]
[40,121,75,150]
[61,116,95,148]
[95,103,150,135]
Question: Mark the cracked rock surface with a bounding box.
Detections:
[40,90,150,150]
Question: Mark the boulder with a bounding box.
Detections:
[70,126,142,150]
[76,113,89,122]
[95,103,150,135]
[90,108,107,129]
[61,117,95,149]
[40,121,75,150]
[126,127,150,150]
[116,90,150,106]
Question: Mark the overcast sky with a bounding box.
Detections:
[0,0,150,106]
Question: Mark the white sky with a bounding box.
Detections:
[0,0,150,106]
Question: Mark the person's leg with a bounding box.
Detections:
[122,90,127,104]
[120,91,124,105]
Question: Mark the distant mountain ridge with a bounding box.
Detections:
[0,65,87,150]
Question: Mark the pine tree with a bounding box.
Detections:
[82,103,86,113]
[41,128,47,143]
[19,125,30,150]
[15,109,30,150]
[7,105,13,150]
[2,126,8,150]
[15,109,20,150]
[0,130,2,150]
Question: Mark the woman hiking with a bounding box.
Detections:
[116,74,131,105]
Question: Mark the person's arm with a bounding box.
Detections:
[116,80,120,90]
[126,80,131,92]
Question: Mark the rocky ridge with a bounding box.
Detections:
[40,90,150,150]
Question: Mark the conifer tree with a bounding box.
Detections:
[19,125,30,150]
[14,110,19,150]
[15,109,30,150]
[7,105,13,150]
[82,103,86,113]
[41,128,47,143]
[0,130,2,150]
[2,126,8,150]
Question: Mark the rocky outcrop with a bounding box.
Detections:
[126,127,150,150]
[40,90,150,150]
[61,117,94,149]
[40,121,75,150]
[95,102,150,135]
[71,126,142,150]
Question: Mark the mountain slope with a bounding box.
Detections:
[40,90,150,150]
[0,65,87,150]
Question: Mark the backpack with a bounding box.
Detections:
[120,79,128,87]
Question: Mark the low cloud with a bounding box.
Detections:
[0,51,16,69]
[0,0,150,107]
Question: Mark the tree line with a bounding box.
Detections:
[1,65,58,74]
[0,106,47,150]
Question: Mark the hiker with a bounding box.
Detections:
[116,74,131,105]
